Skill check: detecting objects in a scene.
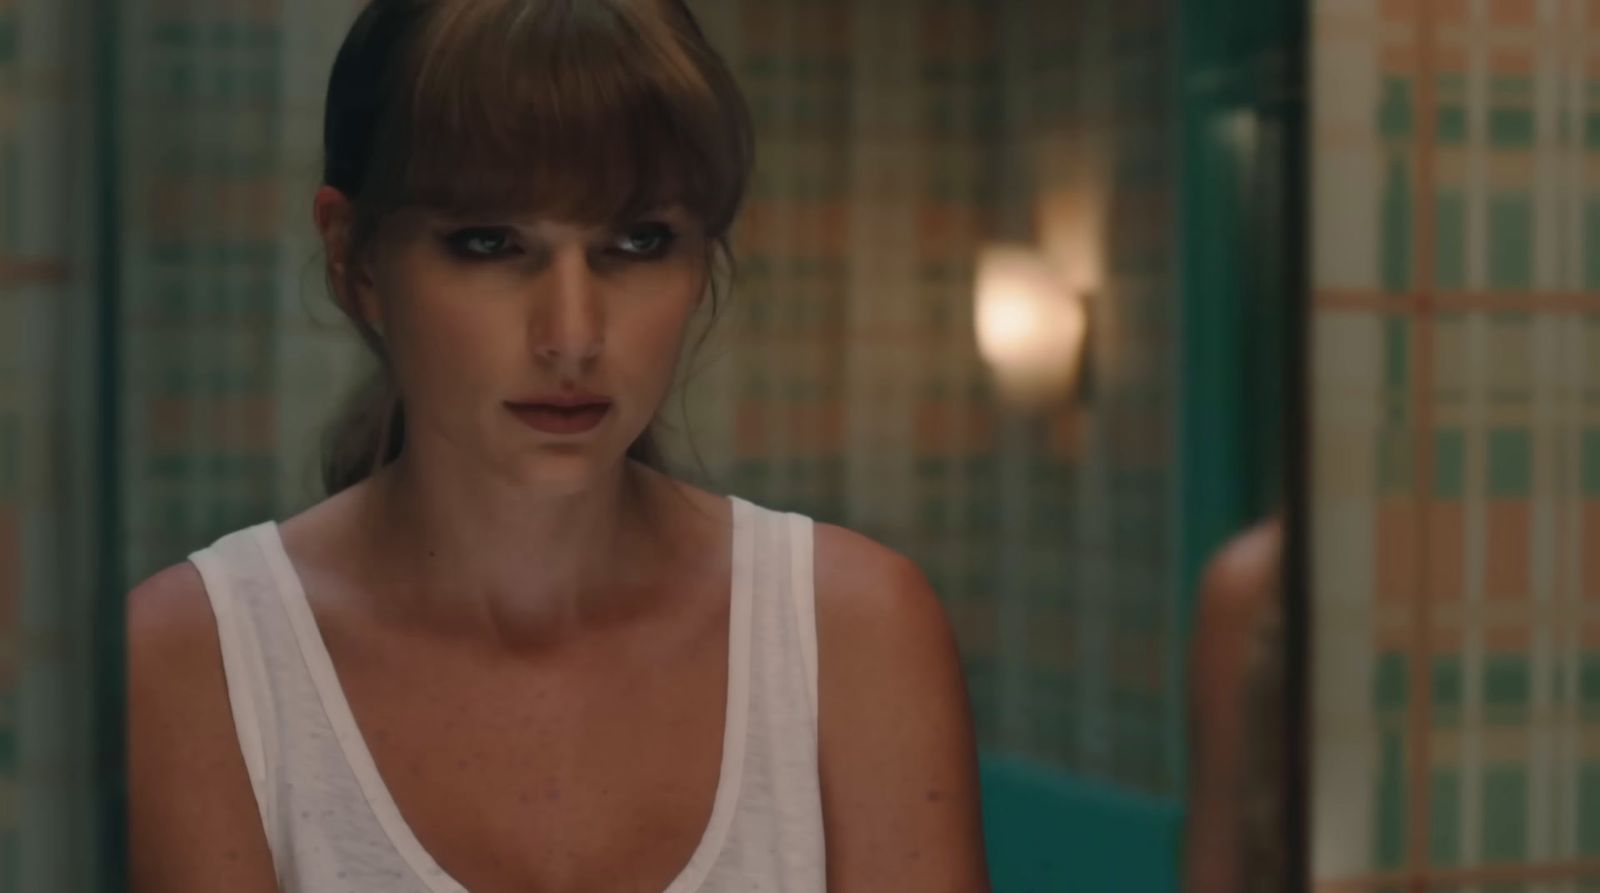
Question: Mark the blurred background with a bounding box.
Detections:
[0,0,1596,891]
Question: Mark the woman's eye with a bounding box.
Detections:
[611,222,678,259]
[444,227,518,259]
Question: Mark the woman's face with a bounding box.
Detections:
[331,190,709,492]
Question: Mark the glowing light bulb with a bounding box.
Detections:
[974,244,1088,406]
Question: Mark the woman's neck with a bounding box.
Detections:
[355,448,674,652]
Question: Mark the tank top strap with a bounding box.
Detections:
[186,522,295,863]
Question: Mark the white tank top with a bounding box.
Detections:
[187,495,827,893]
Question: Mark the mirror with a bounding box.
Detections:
[3,0,1317,889]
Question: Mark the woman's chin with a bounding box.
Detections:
[505,445,629,495]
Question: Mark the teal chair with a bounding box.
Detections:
[980,755,1183,892]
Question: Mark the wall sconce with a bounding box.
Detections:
[974,243,1089,408]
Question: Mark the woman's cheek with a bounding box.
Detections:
[395,282,519,405]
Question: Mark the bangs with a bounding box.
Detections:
[371,0,751,231]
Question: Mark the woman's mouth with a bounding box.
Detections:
[505,399,612,436]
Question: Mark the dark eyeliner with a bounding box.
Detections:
[611,221,680,260]
[441,226,520,261]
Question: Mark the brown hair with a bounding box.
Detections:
[319,0,754,495]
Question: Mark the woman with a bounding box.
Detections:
[1183,518,1287,893]
[127,1,990,890]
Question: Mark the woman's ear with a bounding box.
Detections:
[313,185,382,329]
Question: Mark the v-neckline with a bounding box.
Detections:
[252,495,755,893]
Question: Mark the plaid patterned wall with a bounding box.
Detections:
[1311,0,1600,889]
[0,0,1189,881]
[107,0,1188,798]
[673,0,1182,792]
[0,0,114,886]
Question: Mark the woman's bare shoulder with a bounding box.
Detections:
[127,561,216,669]
[806,523,990,889]
[126,563,278,891]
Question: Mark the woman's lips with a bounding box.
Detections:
[505,401,611,435]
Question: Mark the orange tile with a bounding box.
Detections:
[735,201,851,256]
[0,508,14,656]
[741,6,853,56]
[916,205,983,263]
[918,5,994,60]
[1435,0,1469,22]
[914,403,992,455]
[1382,46,1421,75]
[1381,0,1418,23]
[1377,620,1416,653]
[148,179,284,242]
[1488,48,1535,76]
[146,396,276,452]
[1484,501,1532,601]
[1488,0,1536,26]
[1484,624,1532,650]
[1050,411,1083,458]
[1429,623,1465,653]
[1436,45,1469,73]
[1377,499,1418,603]
[1429,502,1465,601]
[784,403,844,456]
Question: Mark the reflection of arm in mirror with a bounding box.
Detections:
[813,524,992,893]
[1183,519,1286,893]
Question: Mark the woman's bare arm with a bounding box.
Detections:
[1183,520,1285,893]
[813,524,991,893]
[127,563,279,893]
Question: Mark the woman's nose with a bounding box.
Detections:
[531,248,604,372]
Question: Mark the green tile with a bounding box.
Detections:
[1381,157,1413,291]
[1582,429,1600,496]
[1430,770,1462,865]
[3,137,17,254]
[1588,202,1600,290]
[1488,106,1535,148]
[1375,730,1407,869]
[0,414,15,500]
[0,16,14,67]
[1482,765,1528,863]
[1580,653,1600,710]
[1379,77,1413,138]
[1488,429,1532,497]
[1433,655,1464,710]
[1488,195,1534,290]
[1374,652,1408,711]
[1587,113,1600,150]
[1582,764,1600,856]
[1435,429,1465,499]
[1435,192,1467,289]
[1484,653,1531,713]
[1437,105,1468,145]
[1491,75,1533,99]
[1385,318,1410,391]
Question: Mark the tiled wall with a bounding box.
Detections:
[0,0,1192,883]
[0,0,111,887]
[671,0,1184,793]
[111,0,1190,795]
[1312,0,1600,888]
